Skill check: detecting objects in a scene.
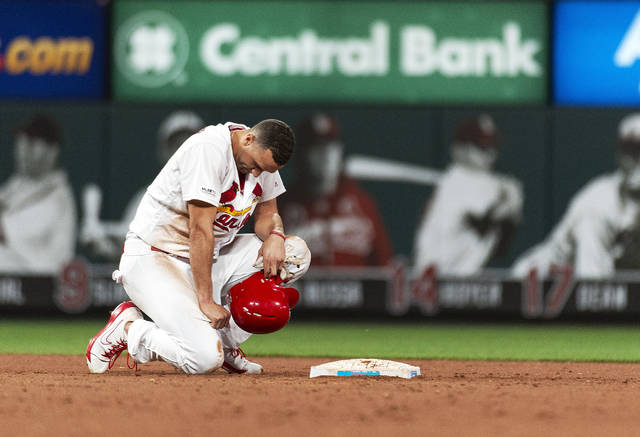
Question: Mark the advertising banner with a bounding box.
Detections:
[0,0,106,98]
[112,1,547,104]
[554,1,640,105]
[2,265,640,320]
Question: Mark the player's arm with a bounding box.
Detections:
[253,198,286,278]
[187,200,230,329]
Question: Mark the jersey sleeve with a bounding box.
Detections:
[258,170,286,203]
[178,141,227,206]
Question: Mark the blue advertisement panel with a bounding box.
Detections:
[554,1,640,105]
[0,1,106,98]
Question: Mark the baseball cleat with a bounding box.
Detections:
[86,301,142,374]
[222,348,263,374]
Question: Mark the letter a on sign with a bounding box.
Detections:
[615,10,640,67]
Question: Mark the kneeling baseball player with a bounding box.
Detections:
[86,118,311,374]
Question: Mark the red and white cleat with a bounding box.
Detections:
[86,301,142,374]
[222,348,263,374]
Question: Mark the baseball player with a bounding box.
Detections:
[413,114,523,277]
[279,113,393,266]
[512,113,640,279]
[80,111,205,260]
[86,118,310,375]
[0,115,76,274]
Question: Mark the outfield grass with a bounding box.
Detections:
[1,320,640,362]
[245,322,640,362]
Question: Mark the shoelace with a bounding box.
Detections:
[102,339,127,370]
[101,341,138,371]
[229,348,246,359]
[126,354,138,371]
[222,348,248,373]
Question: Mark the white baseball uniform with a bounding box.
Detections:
[413,163,523,276]
[512,171,640,279]
[0,170,76,274]
[119,122,309,374]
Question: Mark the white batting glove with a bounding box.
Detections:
[254,236,312,282]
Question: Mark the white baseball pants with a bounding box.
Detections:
[118,233,310,374]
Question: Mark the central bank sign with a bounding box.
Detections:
[113,1,547,103]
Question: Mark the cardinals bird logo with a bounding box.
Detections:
[220,181,240,204]
[252,183,263,200]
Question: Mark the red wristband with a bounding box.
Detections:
[270,230,286,241]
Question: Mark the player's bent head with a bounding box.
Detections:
[251,119,295,166]
[228,271,300,334]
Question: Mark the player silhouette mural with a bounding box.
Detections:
[279,113,393,267]
[0,114,76,274]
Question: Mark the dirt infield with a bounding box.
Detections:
[2,355,640,436]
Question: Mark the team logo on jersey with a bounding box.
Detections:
[219,181,239,203]
[214,181,263,231]
[252,183,263,199]
[114,10,189,88]
[217,204,254,217]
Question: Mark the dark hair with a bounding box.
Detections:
[14,114,62,146]
[252,119,295,166]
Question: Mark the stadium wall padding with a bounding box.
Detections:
[0,102,628,264]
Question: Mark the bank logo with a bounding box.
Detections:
[130,26,175,74]
[114,10,189,88]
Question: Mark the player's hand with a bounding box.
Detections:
[199,300,230,330]
[257,233,286,278]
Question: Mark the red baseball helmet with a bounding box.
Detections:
[228,272,300,334]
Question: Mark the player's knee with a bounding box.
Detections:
[184,338,224,374]
[195,349,224,374]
